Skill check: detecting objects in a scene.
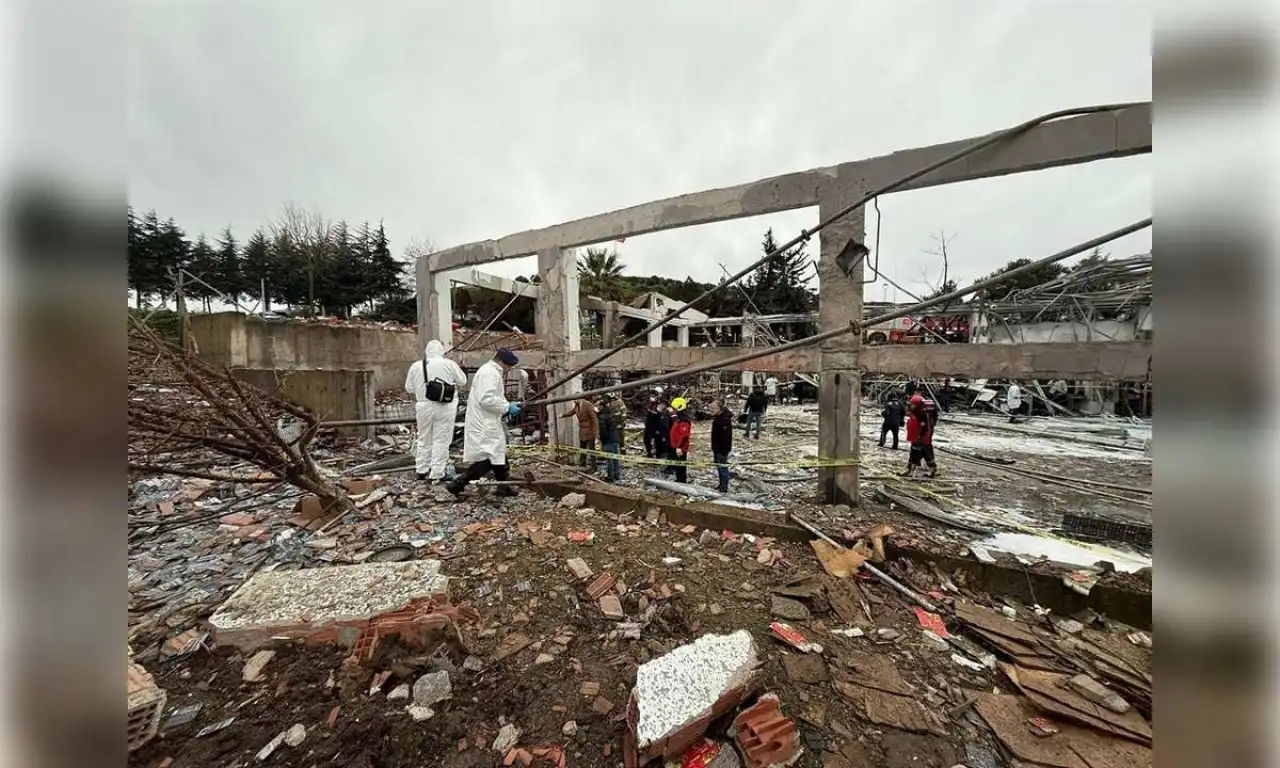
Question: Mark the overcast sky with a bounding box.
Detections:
[129,1,1151,302]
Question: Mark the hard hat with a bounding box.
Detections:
[910,394,924,406]
[671,397,688,411]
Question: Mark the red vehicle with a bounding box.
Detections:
[864,313,970,345]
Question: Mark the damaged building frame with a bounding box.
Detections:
[417,102,1152,505]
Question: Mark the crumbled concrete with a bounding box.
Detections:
[283,724,306,747]
[1067,673,1130,713]
[412,671,452,707]
[388,684,410,700]
[209,561,448,642]
[633,630,759,748]
[407,704,435,722]
[566,558,594,580]
[492,723,521,752]
[559,493,587,508]
[770,596,810,622]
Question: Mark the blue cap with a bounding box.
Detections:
[496,347,519,366]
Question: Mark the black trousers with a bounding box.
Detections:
[452,459,510,491]
[579,438,597,470]
[672,456,688,483]
[663,446,678,475]
[879,422,900,449]
[908,443,936,467]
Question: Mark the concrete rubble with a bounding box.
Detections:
[127,398,1152,768]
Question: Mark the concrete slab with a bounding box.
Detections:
[209,561,449,649]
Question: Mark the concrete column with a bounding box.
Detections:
[817,182,866,506]
[601,301,619,347]
[677,325,690,348]
[420,255,454,349]
[536,247,582,451]
[740,317,758,391]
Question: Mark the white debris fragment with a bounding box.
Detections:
[921,630,951,652]
[283,724,306,747]
[492,723,521,752]
[968,545,997,564]
[412,671,452,707]
[662,557,682,566]
[951,654,986,672]
[407,704,435,722]
[387,684,410,700]
[831,627,864,638]
[562,720,578,736]
[559,493,587,508]
[633,630,758,748]
[1127,631,1152,648]
[242,650,276,682]
[1000,606,1017,620]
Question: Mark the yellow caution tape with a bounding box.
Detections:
[507,442,862,470]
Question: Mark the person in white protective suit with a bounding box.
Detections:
[404,340,468,482]
[446,347,522,498]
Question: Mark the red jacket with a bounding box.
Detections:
[670,416,692,454]
[906,413,932,445]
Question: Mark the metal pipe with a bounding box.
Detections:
[527,102,1145,401]
[525,218,1151,409]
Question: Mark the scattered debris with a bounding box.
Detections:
[566,558,594,581]
[412,671,452,707]
[770,623,823,654]
[770,596,811,622]
[733,693,803,768]
[242,650,276,682]
[493,723,522,753]
[599,594,625,620]
[559,493,587,508]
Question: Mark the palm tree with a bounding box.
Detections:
[577,247,626,300]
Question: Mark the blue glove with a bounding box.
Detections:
[506,403,522,418]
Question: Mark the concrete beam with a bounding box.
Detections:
[428,103,1150,271]
[859,341,1153,381]
[455,341,1152,381]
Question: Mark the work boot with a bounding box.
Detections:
[928,465,939,478]
[445,481,465,498]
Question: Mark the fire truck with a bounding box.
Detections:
[863,309,971,345]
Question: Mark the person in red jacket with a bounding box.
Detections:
[901,394,939,477]
[668,397,693,483]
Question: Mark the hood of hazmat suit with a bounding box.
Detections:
[462,359,511,465]
[425,339,444,359]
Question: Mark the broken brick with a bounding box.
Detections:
[157,501,175,516]
[599,594,625,620]
[581,681,601,696]
[218,512,258,527]
[585,573,616,599]
[592,696,615,715]
[733,693,803,768]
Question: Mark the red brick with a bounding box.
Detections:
[733,694,802,768]
[586,573,616,600]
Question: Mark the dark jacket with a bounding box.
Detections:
[881,399,905,428]
[745,391,768,415]
[711,409,734,455]
[598,405,622,446]
[644,409,666,442]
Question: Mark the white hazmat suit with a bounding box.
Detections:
[404,340,468,479]
[462,359,511,466]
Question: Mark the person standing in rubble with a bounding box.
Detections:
[879,395,904,450]
[447,348,522,498]
[710,398,734,493]
[1006,381,1024,423]
[560,397,599,471]
[643,398,667,461]
[668,397,693,483]
[404,339,468,483]
[743,386,768,440]
[901,394,939,477]
[764,375,779,405]
[598,395,624,483]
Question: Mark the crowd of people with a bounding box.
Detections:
[407,342,972,497]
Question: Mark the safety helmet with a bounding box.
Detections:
[909,394,924,407]
[671,397,688,411]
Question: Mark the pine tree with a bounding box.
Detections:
[213,227,243,307]
[746,228,815,315]
[128,209,167,307]
[150,218,192,309]
[366,221,406,308]
[186,235,220,312]
[241,230,272,312]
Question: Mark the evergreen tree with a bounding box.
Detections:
[150,218,192,308]
[127,209,167,307]
[214,227,243,306]
[241,229,272,312]
[973,257,1068,302]
[745,228,816,315]
[366,221,406,307]
[319,221,366,317]
[186,235,220,311]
